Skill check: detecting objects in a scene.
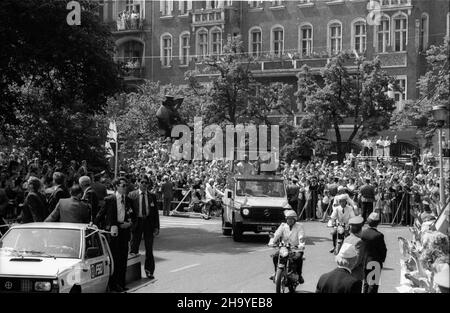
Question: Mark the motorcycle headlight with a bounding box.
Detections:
[34,281,51,292]
[279,247,289,258]
[241,208,250,216]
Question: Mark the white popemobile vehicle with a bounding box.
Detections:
[0,223,113,293]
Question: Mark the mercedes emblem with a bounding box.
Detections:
[4,281,13,290]
[264,209,270,217]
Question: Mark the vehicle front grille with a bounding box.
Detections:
[0,278,54,293]
[245,207,285,222]
[21,279,33,292]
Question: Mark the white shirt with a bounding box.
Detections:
[273,222,305,248]
[115,191,126,223]
[330,205,356,225]
[205,183,223,201]
[138,189,148,218]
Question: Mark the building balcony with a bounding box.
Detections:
[192,8,225,27]
[375,51,407,68]
[121,61,145,79]
[377,0,413,14]
[113,11,145,33]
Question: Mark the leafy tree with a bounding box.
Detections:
[390,41,450,143]
[295,52,396,161]
[0,0,122,166]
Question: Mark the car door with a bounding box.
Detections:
[83,230,108,293]
[99,233,112,291]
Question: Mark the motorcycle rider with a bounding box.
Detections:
[269,210,306,284]
[329,195,356,253]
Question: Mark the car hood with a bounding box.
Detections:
[234,196,289,208]
[0,256,80,278]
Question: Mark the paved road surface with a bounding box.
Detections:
[127,213,409,293]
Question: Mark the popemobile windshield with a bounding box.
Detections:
[0,223,113,293]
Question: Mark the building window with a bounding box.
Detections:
[394,76,407,111]
[377,16,390,53]
[272,26,284,57]
[393,14,407,52]
[248,0,261,8]
[179,0,191,15]
[123,41,143,67]
[328,21,342,55]
[211,28,222,57]
[161,34,172,67]
[180,32,190,66]
[161,0,173,16]
[210,1,219,9]
[126,0,140,14]
[249,27,262,58]
[299,24,313,57]
[197,29,209,60]
[272,0,284,6]
[420,13,429,51]
[352,20,366,54]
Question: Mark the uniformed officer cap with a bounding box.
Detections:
[284,210,297,219]
[349,216,364,225]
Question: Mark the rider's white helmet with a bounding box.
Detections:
[284,210,297,219]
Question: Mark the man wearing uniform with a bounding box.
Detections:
[329,195,356,253]
[343,216,365,284]
[316,243,362,293]
[269,210,306,284]
[361,212,387,293]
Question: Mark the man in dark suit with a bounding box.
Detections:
[359,178,376,223]
[361,212,387,293]
[45,185,90,223]
[47,172,70,213]
[97,177,133,292]
[20,177,48,223]
[79,176,99,223]
[316,243,362,293]
[128,175,160,279]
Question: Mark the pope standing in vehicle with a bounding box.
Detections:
[269,210,306,284]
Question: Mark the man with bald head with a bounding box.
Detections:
[79,176,99,223]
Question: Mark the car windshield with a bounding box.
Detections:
[0,228,81,259]
[236,180,286,197]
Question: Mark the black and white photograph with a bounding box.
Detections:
[0,0,449,302]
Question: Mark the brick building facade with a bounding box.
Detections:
[100,0,450,154]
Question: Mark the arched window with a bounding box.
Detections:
[351,18,366,54]
[328,20,342,55]
[179,31,190,66]
[299,23,313,57]
[160,33,173,67]
[393,13,408,52]
[271,25,284,57]
[197,28,209,60]
[377,15,390,53]
[210,27,222,57]
[249,27,262,58]
[420,13,429,51]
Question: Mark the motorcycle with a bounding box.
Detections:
[269,236,304,293]
[334,221,349,255]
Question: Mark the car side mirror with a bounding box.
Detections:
[86,247,100,258]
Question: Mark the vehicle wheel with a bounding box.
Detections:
[275,268,287,293]
[69,285,81,293]
[232,221,243,242]
[222,217,232,236]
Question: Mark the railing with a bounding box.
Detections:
[379,0,411,7]
[192,8,224,26]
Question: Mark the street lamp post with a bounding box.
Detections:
[432,105,449,212]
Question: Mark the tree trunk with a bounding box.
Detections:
[333,123,345,163]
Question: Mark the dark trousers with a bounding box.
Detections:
[109,228,131,288]
[272,251,304,276]
[361,202,373,223]
[130,217,156,274]
[163,197,171,215]
[288,199,298,215]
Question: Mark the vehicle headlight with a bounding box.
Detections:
[242,208,250,216]
[34,281,51,292]
[279,247,289,258]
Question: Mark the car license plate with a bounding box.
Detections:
[259,226,274,231]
